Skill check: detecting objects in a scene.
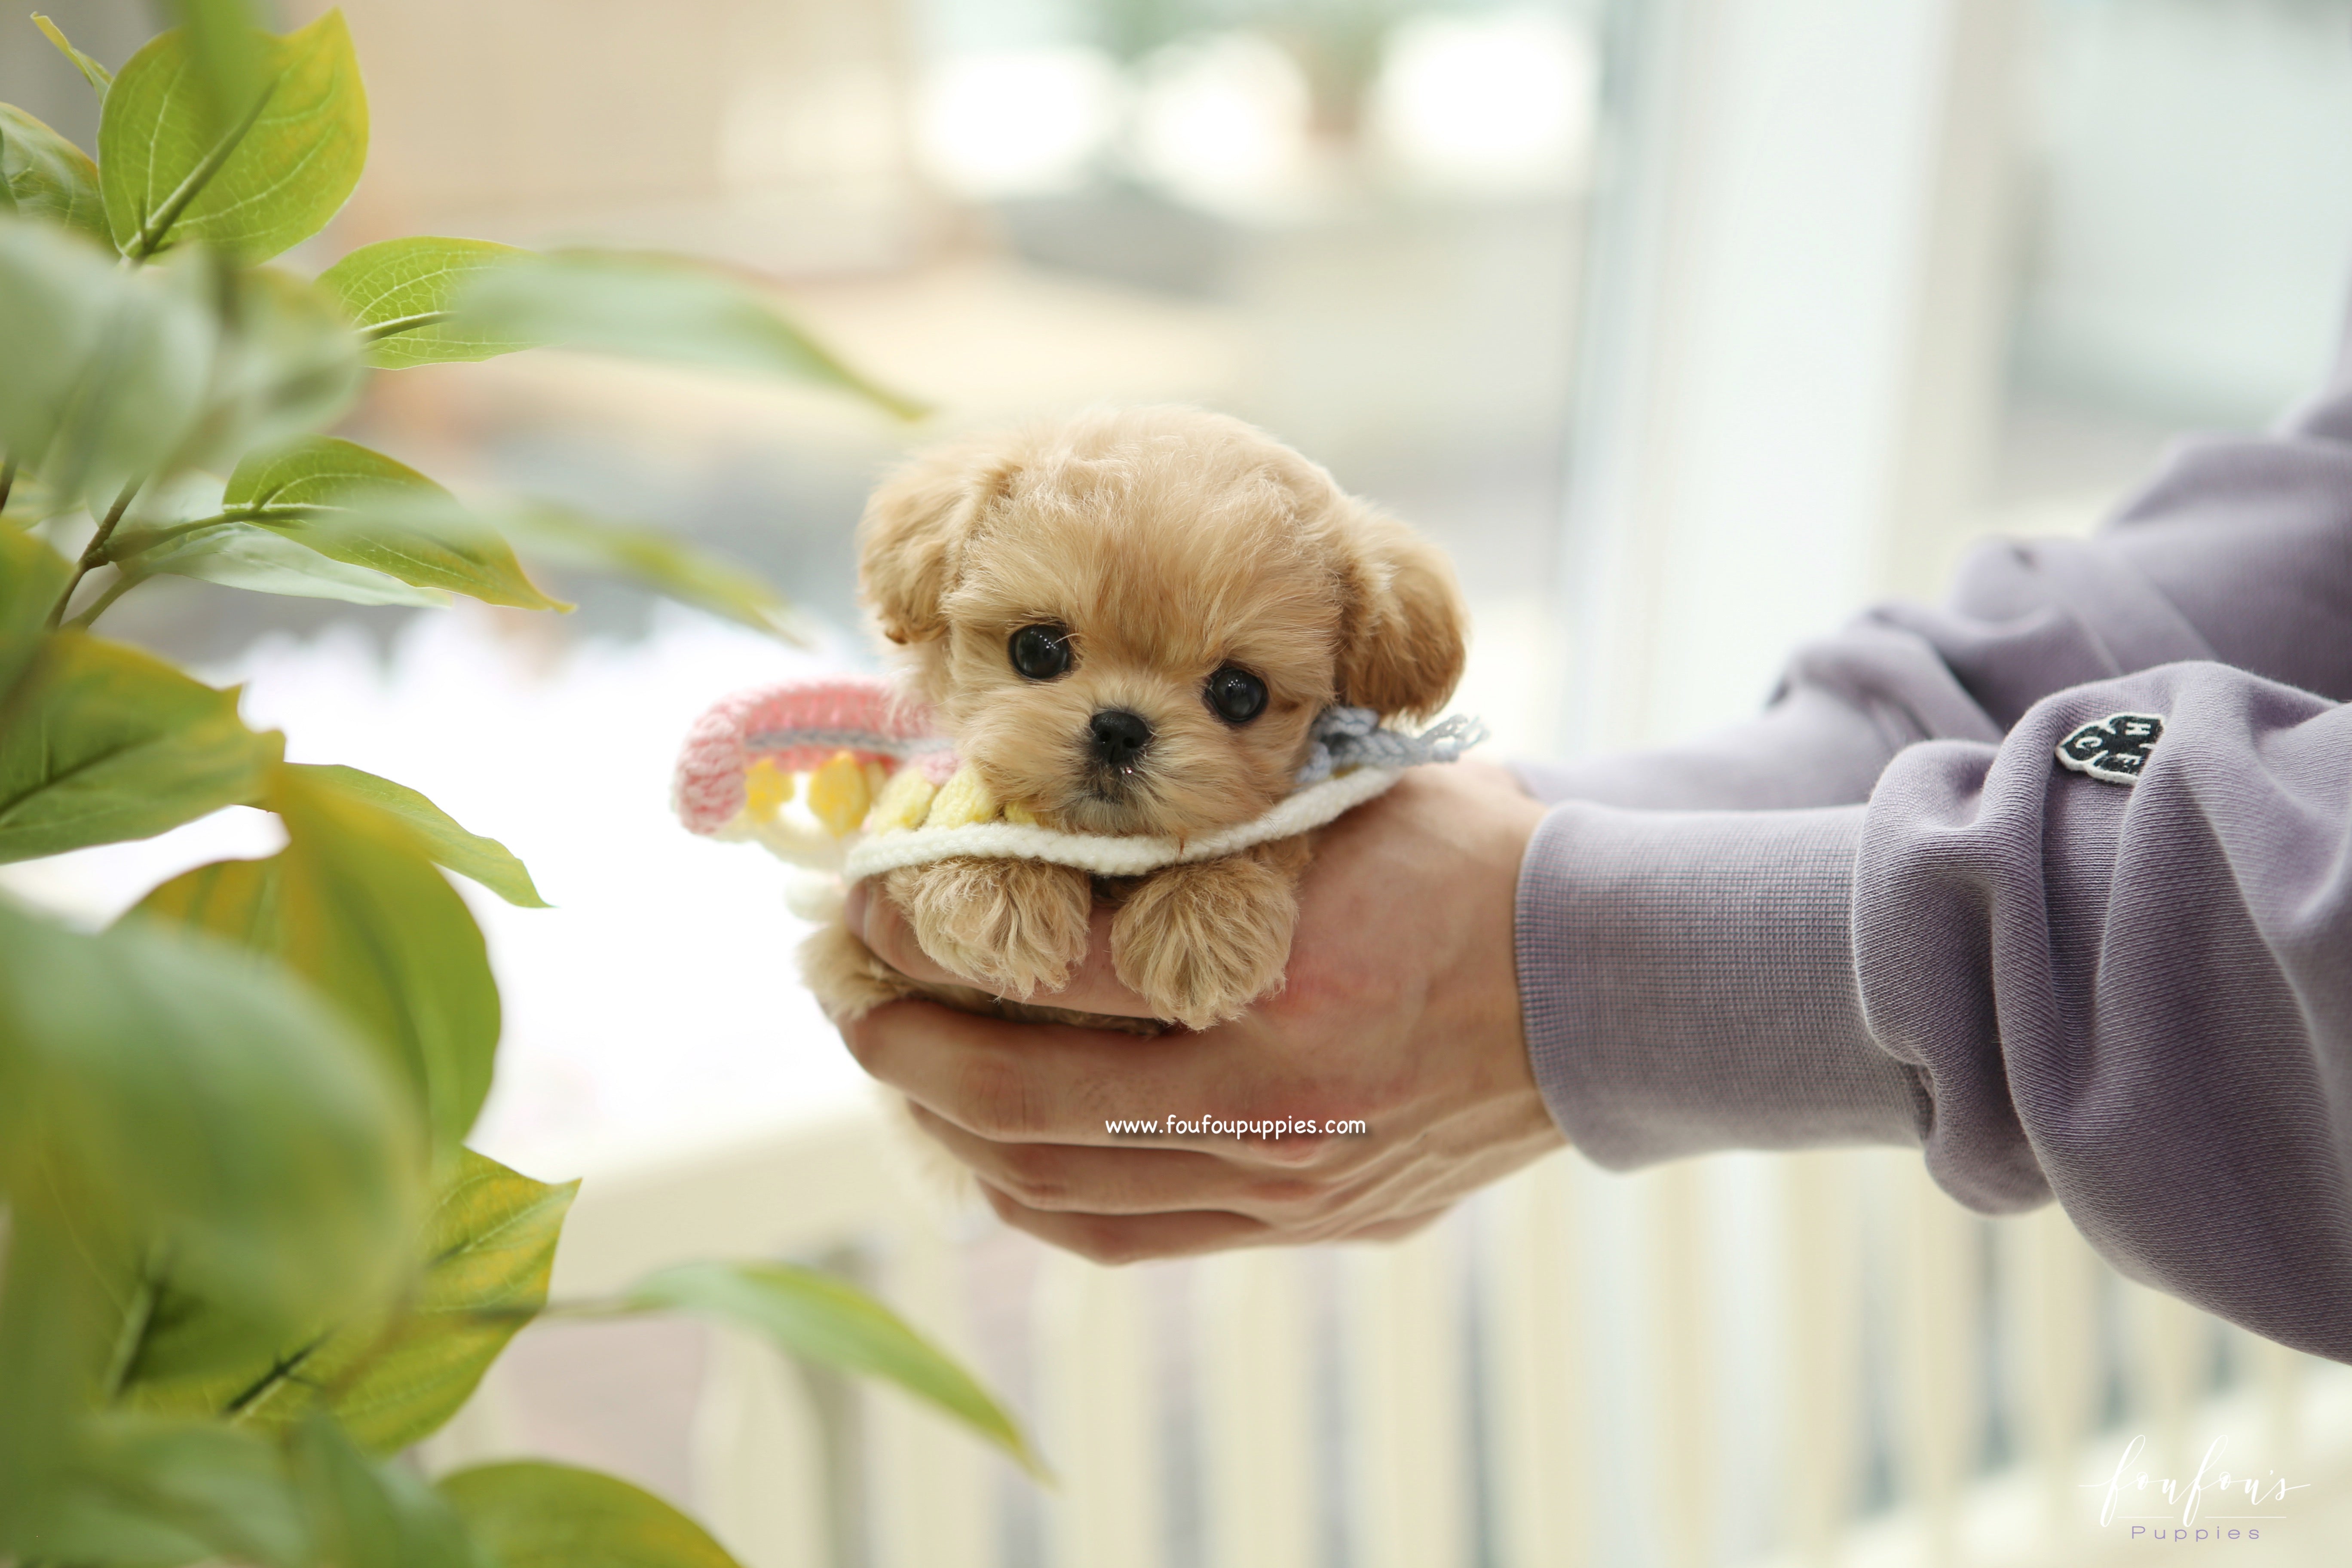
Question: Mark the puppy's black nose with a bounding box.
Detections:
[1089,709,1153,767]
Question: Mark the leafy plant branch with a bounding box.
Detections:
[43,478,141,628]
[1,6,1022,1565]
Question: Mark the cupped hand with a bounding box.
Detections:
[835,759,1565,1262]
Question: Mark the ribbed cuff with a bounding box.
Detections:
[1515,801,1927,1169]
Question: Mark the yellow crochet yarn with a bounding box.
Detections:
[743,757,793,821]
[774,756,1033,842]
[924,764,999,829]
[805,751,874,837]
[851,761,1039,837]
[863,766,938,833]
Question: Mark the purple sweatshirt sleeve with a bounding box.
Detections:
[1515,314,2352,1358]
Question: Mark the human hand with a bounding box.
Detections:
[836,759,1565,1261]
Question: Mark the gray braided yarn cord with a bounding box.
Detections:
[1294,707,1490,784]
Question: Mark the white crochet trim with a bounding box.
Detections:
[718,812,845,870]
[838,766,1402,882]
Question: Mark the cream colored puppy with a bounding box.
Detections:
[812,405,1466,1031]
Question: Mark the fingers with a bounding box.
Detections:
[847,878,1161,1019]
[1344,1206,1452,1243]
[974,1179,1458,1263]
[837,1006,1260,1152]
[841,997,1207,1148]
[907,1103,1328,1219]
[976,1182,1274,1264]
[841,998,1369,1163]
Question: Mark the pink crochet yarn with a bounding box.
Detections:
[672,676,947,835]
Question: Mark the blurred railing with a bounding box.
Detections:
[422,1108,2352,1568]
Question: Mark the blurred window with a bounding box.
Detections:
[1996,0,2352,524]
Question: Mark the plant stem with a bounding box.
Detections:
[0,452,16,516]
[102,1273,160,1401]
[360,310,454,343]
[43,478,142,629]
[65,571,138,631]
[104,511,239,562]
[221,1332,327,1419]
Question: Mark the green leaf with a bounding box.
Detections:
[309,1150,574,1450]
[179,265,366,473]
[171,0,269,144]
[315,1151,573,1451]
[0,247,359,526]
[44,1419,308,1568]
[318,236,544,369]
[0,218,218,511]
[120,851,282,953]
[222,437,569,611]
[0,898,425,1334]
[0,526,72,696]
[0,1217,304,1565]
[0,1204,116,1551]
[441,1461,746,1568]
[109,470,446,612]
[0,632,281,863]
[99,11,368,263]
[502,503,800,639]
[294,763,549,907]
[288,1416,486,1568]
[0,254,356,536]
[121,1151,573,1457]
[0,469,72,526]
[0,104,108,238]
[33,15,116,98]
[129,766,502,1154]
[452,251,928,419]
[622,1261,1047,1479]
[126,520,457,608]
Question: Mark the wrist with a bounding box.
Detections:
[1513,800,1925,1165]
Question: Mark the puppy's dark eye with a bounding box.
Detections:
[1204,666,1267,724]
[1009,623,1073,680]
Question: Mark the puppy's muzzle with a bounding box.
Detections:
[1088,708,1153,771]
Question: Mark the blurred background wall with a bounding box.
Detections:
[14,0,2346,744]
[1565,0,2352,749]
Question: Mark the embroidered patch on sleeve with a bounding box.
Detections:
[2055,713,2164,785]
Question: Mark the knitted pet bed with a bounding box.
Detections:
[672,675,1486,886]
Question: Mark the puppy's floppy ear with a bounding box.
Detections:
[1336,510,1468,721]
[858,444,1020,644]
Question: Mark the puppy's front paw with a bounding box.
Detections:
[1111,850,1300,1029]
[885,857,1093,999]
[798,920,919,1023]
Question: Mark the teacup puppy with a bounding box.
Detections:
[819,405,1466,1030]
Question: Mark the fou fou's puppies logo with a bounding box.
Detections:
[2082,1433,2307,1541]
[2056,712,2164,786]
